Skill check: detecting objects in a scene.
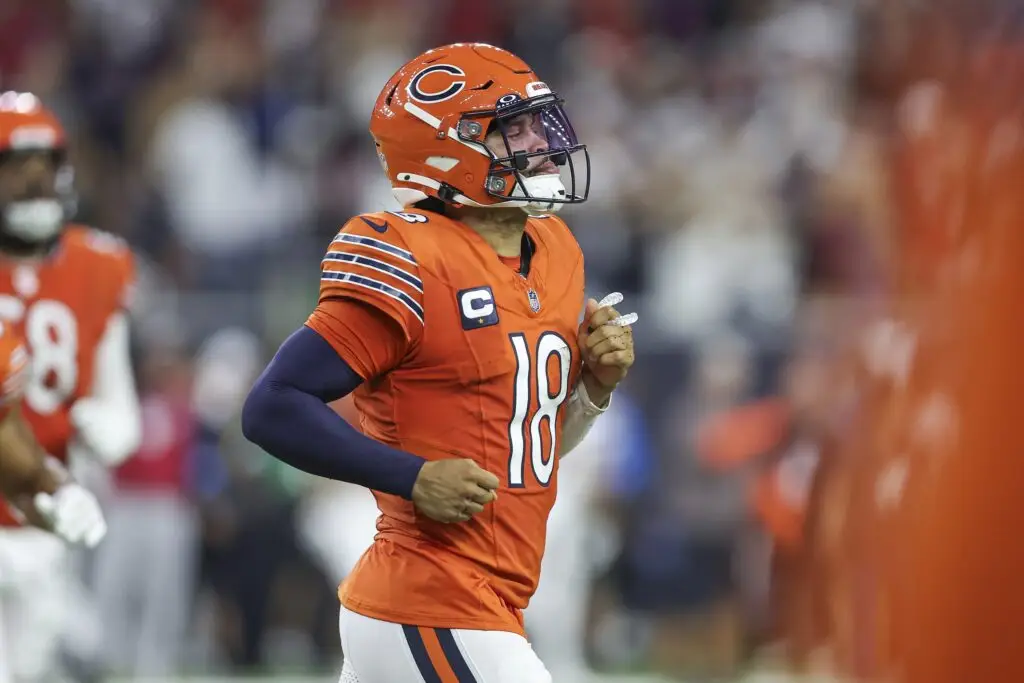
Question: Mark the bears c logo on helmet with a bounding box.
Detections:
[407,64,466,104]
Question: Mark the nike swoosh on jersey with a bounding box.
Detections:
[360,216,389,233]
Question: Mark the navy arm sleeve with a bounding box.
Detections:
[241,325,425,499]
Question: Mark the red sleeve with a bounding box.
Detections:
[307,298,409,381]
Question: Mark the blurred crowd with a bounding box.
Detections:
[0,0,987,679]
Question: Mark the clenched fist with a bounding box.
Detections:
[578,292,637,405]
[412,458,499,523]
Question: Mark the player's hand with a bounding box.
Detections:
[411,458,499,524]
[578,292,637,403]
[33,483,108,548]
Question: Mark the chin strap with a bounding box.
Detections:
[3,199,64,244]
[518,173,568,215]
[393,171,570,215]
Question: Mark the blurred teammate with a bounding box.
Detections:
[0,325,107,542]
[0,92,142,682]
[0,321,108,683]
[879,35,1024,683]
[244,43,635,681]
[796,11,1024,682]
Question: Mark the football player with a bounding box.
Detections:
[0,321,108,683]
[846,36,1024,683]
[0,324,107,544]
[243,43,635,681]
[0,91,141,682]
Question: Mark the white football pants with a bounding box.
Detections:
[338,606,552,683]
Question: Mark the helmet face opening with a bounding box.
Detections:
[0,92,74,251]
[0,148,65,202]
[458,94,591,209]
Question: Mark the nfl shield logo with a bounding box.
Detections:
[527,289,541,313]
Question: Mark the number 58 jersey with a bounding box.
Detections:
[307,209,585,635]
[0,225,133,460]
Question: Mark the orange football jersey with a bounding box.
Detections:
[307,209,585,635]
[0,225,133,525]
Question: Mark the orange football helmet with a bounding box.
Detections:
[0,91,74,252]
[370,43,590,215]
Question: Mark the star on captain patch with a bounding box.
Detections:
[527,288,541,313]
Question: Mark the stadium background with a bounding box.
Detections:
[0,0,1007,681]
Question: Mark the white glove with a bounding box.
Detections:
[33,483,108,548]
